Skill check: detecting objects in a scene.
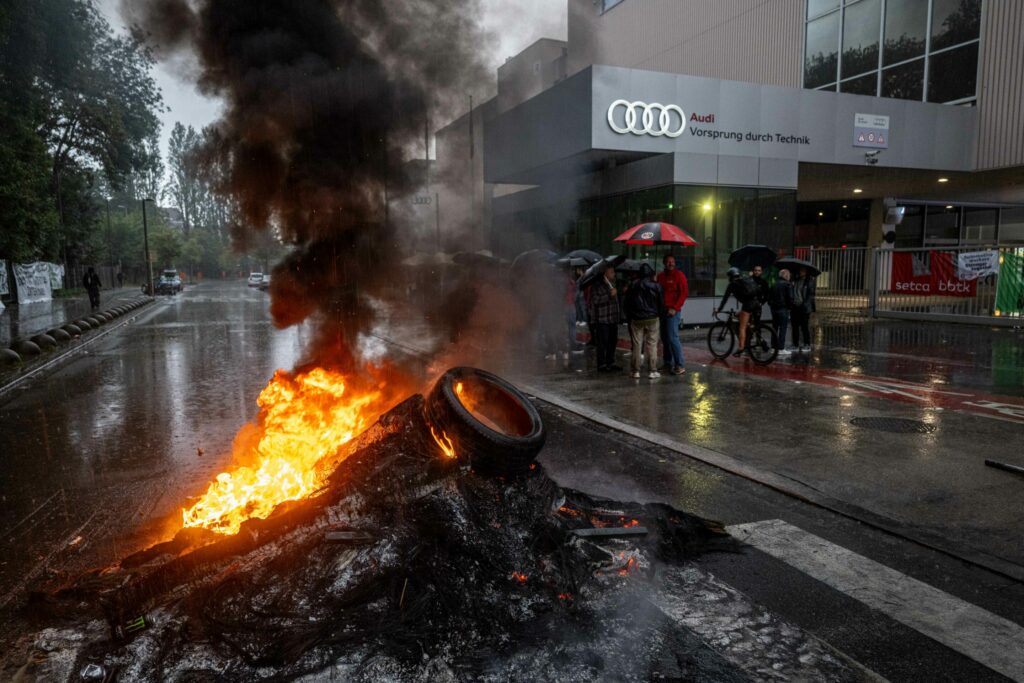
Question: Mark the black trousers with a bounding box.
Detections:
[593,322,618,367]
[771,308,789,350]
[87,288,100,308]
[791,307,812,347]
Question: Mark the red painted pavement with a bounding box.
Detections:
[579,333,1024,425]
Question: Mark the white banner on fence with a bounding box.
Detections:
[48,262,64,290]
[0,259,9,296]
[957,250,1000,280]
[13,262,54,304]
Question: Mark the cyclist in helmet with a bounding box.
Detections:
[715,266,761,357]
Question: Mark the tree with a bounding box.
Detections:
[165,123,203,237]
[0,0,164,266]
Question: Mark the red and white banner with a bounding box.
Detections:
[891,251,976,297]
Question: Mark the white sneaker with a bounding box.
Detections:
[777,349,791,356]
[544,353,556,360]
[631,371,641,379]
[801,346,811,353]
[648,371,661,379]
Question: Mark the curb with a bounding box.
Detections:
[0,298,157,400]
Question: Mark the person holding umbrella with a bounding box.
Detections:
[791,266,817,352]
[614,222,698,376]
[768,269,795,356]
[656,255,688,375]
[587,262,622,372]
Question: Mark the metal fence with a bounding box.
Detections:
[794,246,871,316]
[790,244,1024,326]
[871,245,1022,325]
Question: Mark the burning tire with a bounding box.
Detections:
[425,367,545,475]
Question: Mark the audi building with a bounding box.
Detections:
[436,0,1024,319]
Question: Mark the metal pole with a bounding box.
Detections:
[142,199,154,296]
[869,247,879,317]
[435,192,441,250]
[105,199,113,287]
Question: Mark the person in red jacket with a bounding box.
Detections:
[655,254,688,374]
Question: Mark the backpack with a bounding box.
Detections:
[736,275,759,301]
[793,279,806,307]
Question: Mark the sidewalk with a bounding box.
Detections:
[514,317,1024,581]
[0,287,141,347]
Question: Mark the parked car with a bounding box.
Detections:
[259,274,270,291]
[247,272,264,287]
[155,269,182,295]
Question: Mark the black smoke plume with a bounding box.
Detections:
[123,0,490,372]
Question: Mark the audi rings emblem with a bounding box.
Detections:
[607,100,686,138]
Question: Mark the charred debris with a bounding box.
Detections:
[20,369,732,680]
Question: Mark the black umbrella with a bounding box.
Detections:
[617,258,653,274]
[775,257,821,277]
[577,254,627,290]
[557,257,590,268]
[565,249,603,265]
[511,249,559,274]
[452,251,500,269]
[729,244,777,271]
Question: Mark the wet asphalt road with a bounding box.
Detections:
[0,282,305,617]
[0,280,1022,680]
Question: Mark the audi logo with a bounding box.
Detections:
[607,100,686,138]
[640,231,655,239]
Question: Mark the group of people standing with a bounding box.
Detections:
[579,255,688,378]
[716,265,817,356]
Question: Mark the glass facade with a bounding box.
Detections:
[806,0,981,104]
[548,185,796,297]
[795,200,871,247]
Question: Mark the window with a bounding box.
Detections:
[963,208,997,243]
[841,0,880,79]
[601,0,625,13]
[925,205,960,244]
[931,0,981,51]
[896,206,924,248]
[882,58,924,100]
[804,0,981,104]
[841,72,878,96]
[999,208,1024,244]
[808,0,840,19]
[884,0,928,65]
[928,42,979,103]
[805,12,840,88]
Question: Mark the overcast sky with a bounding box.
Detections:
[97,0,567,164]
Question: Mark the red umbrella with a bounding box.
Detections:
[614,222,698,246]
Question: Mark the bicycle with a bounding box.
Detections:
[707,310,779,365]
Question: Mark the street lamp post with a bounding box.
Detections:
[105,198,113,287]
[142,198,155,296]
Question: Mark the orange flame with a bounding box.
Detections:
[510,571,528,583]
[181,367,383,535]
[430,426,457,459]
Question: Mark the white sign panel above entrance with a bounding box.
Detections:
[607,100,686,138]
[854,113,890,149]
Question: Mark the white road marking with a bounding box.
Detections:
[651,565,885,682]
[729,519,1024,682]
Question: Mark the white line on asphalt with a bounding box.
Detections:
[651,565,884,682]
[728,519,1024,682]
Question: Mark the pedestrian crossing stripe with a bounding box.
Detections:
[728,519,1024,682]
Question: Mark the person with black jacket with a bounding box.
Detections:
[715,267,760,358]
[624,263,664,379]
[791,266,817,352]
[769,268,795,355]
[83,267,101,310]
[751,265,770,317]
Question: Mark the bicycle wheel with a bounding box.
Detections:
[747,323,779,365]
[707,321,735,359]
